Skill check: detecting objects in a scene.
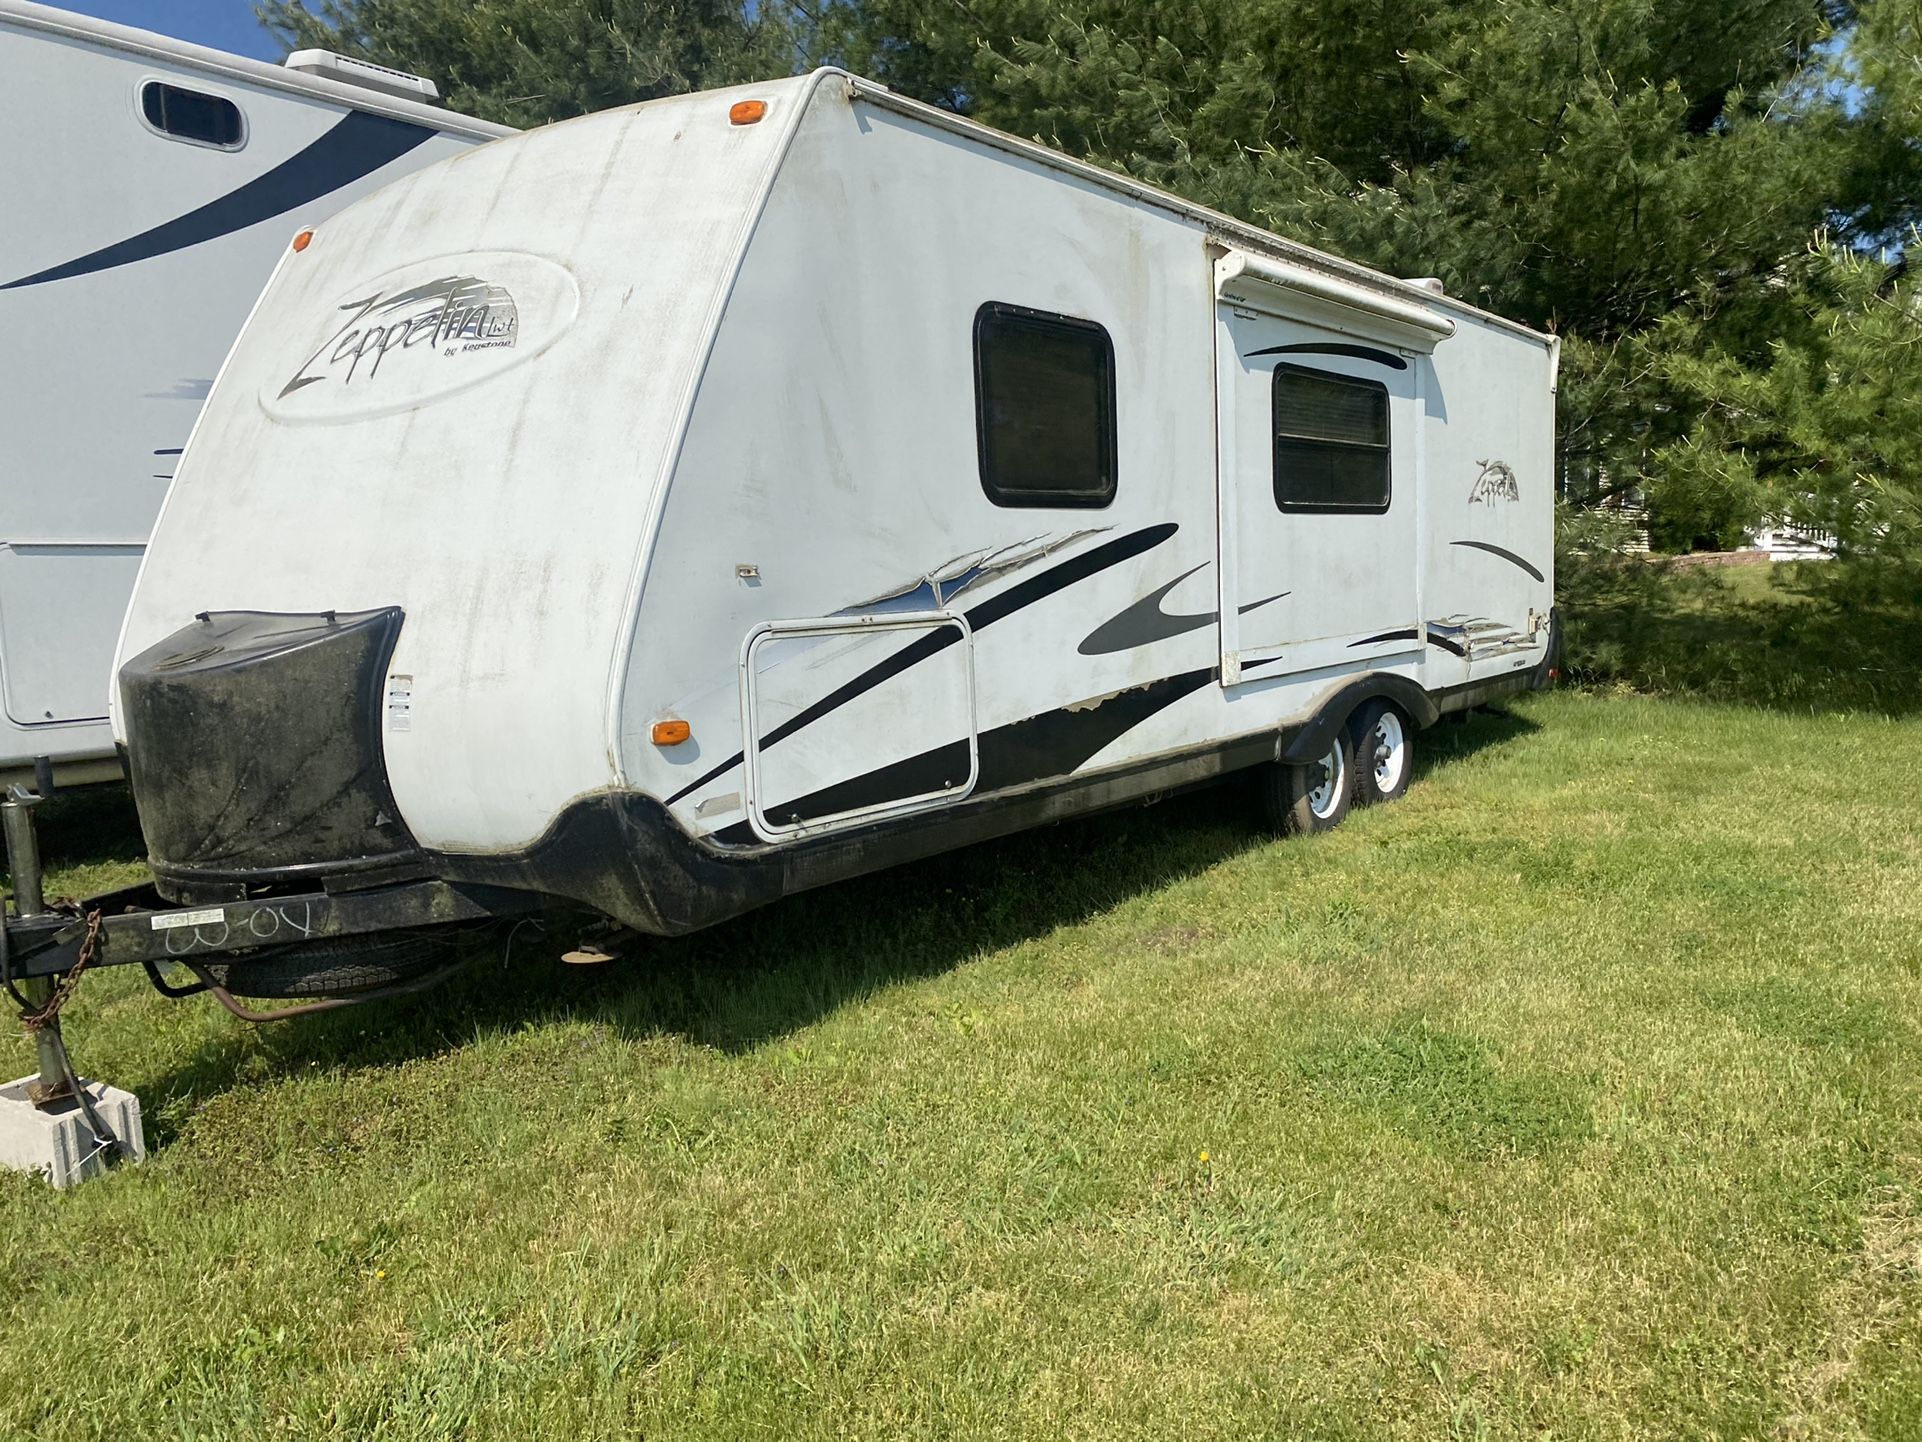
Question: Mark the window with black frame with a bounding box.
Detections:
[141,82,244,149]
[974,302,1117,508]
[1271,364,1391,513]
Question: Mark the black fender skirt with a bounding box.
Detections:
[434,663,1543,937]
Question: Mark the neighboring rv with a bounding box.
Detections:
[7,70,1557,1003]
[0,0,510,790]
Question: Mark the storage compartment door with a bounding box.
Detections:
[0,541,145,725]
[742,613,977,841]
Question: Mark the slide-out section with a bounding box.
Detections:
[1212,249,1453,685]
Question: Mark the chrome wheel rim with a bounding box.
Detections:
[1370,711,1407,795]
[1307,743,1346,820]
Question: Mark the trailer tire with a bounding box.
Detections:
[197,928,476,999]
[1350,700,1413,806]
[1261,730,1353,836]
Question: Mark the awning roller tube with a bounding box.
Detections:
[1216,251,1456,344]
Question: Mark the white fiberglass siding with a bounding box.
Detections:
[115,78,808,849]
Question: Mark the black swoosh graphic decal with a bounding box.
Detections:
[1353,630,1468,657]
[1244,342,1408,371]
[666,524,1180,805]
[1079,567,1289,655]
[720,667,1217,838]
[1450,540,1545,583]
[2,112,436,291]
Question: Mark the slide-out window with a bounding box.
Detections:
[974,302,1117,508]
[141,82,244,149]
[1272,364,1390,513]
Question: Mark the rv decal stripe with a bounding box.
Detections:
[1077,568,1290,656]
[1078,564,1211,654]
[0,112,437,291]
[665,524,1180,806]
[970,667,1214,792]
[1353,626,1468,661]
[715,668,1216,841]
[1350,628,1420,648]
[1449,540,1546,583]
[1243,343,1409,371]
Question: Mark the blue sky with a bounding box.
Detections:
[61,1,282,60]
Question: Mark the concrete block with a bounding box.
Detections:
[0,1074,145,1187]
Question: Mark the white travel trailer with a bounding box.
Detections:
[5,69,1556,1009]
[0,0,510,791]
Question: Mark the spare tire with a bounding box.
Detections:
[196,927,482,999]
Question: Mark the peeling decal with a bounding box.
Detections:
[841,529,1112,618]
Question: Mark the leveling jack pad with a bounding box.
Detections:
[0,1075,146,1188]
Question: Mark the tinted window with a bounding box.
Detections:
[141,82,243,148]
[974,302,1116,507]
[1272,365,1391,513]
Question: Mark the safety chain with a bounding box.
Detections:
[20,909,103,1033]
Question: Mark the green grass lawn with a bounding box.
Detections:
[1560,556,1921,716]
[3,690,1920,1440]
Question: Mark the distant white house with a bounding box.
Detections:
[1746,518,1837,562]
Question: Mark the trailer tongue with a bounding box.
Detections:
[1,782,538,1182]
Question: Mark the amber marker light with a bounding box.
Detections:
[652,720,692,746]
[729,100,768,126]
[292,228,314,252]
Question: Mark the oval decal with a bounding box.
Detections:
[260,250,580,423]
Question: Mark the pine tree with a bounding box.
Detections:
[256,0,802,128]
[819,0,1910,543]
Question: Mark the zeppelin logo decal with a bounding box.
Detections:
[1469,459,1520,504]
[263,251,578,422]
[279,275,520,398]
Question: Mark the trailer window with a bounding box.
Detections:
[140,82,244,150]
[1272,365,1390,513]
[974,303,1116,508]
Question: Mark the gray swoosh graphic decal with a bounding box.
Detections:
[1079,566,1288,656]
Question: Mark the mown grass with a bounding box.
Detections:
[1560,554,1922,715]
[2,688,1918,1439]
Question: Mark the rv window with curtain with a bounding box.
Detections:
[1271,365,1391,513]
[140,82,244,149]
[973,303,1117,507]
